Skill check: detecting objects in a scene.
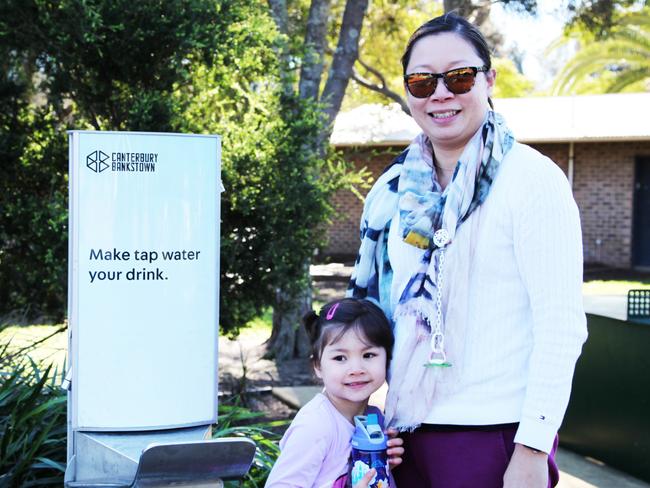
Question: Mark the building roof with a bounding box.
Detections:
[330,92,650,146]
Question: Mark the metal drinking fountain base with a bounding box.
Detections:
[64,425,256,487]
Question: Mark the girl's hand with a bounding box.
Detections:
[352,468,376,488]
[503,443,548,488]
[386,427,404,468]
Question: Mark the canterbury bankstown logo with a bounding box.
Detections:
[85,150,158,173]
[86,150,110,173]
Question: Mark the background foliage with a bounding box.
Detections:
[551,6,649,95]
[0,0,348,333]
[342,0,535,111]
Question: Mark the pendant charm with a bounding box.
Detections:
[424,333,452,367]
[424,361,452,368]
[433,228,450,248]
[424,353,452,368]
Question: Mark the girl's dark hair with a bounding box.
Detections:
[401,12,494,108]
[303,298,394,368]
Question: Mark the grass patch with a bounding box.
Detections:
[0,324,67,374]
[238,307,273,340]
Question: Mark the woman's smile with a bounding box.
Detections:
[429,109,461,121]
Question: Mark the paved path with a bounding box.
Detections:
[311,263,635,322]
[556,449,650,488]
[273,385,650,488]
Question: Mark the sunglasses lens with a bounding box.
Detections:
[406,74,437,98]
[444,68,477,94]
[405,67,483,97]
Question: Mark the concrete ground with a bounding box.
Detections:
[311,262,645,321]
[557,449,650,488]
[273,385,650,488]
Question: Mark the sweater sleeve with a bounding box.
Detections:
[265,413,332,488]
[510,153,588,453]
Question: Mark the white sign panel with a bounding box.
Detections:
[68,131,220,430]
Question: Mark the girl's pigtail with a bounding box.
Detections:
[302,310,320,343]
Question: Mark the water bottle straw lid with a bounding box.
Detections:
[351,414,387,450]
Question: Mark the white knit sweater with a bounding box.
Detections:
[387,141,588,453]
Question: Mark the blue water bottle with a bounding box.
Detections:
[350,413,391,488]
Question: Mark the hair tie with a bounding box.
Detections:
[325,303,340,320]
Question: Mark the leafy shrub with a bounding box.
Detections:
[216,404,286,487]
[0,341,67,486]
[0,327,285,486]
[0,105,69,322]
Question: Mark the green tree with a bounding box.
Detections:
[10,0,250,132]
[344,0,442,112]
[550,7,650,94]
[565,0,647,38]
[0,0,346,337]
[0,16,68,319]
[1,0,245,320]
[263,0,372,359]
[177,59,346,334]
[344,0,537,114]
[443,0,538,18]
[493,57,535,98]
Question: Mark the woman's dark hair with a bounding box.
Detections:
[303,298,394,368]
[401,12,494,108]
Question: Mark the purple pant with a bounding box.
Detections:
[393,423,559,488]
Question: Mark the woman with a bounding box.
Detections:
[348,12,587,488]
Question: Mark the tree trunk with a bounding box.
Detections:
[268,0,334,361]
[443,0,474,16]
[267,0,329,361]
[321,0,370,129]
[267,0,295,96]
[443,0,492,26]
[352,56,410,115]
[299,0,331,100]
[267,275,312,361]
[266,0,369,360]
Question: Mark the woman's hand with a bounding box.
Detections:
[386,427,404,468]
[352,468,376,488]
[503,443,548,488]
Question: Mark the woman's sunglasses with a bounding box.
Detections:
[404,66,489,98]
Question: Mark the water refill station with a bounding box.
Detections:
[65,131,255,487]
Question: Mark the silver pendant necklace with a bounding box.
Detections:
[425,228,452,368]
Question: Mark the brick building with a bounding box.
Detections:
[325,93,650,269]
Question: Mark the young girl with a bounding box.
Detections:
[265,298,403,488]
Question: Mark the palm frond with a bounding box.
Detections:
[550,7,650,95]
[607,66,650,92]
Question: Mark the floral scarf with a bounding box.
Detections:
[347,110,514,429]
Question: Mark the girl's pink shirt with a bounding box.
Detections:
[265,392,355,488]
